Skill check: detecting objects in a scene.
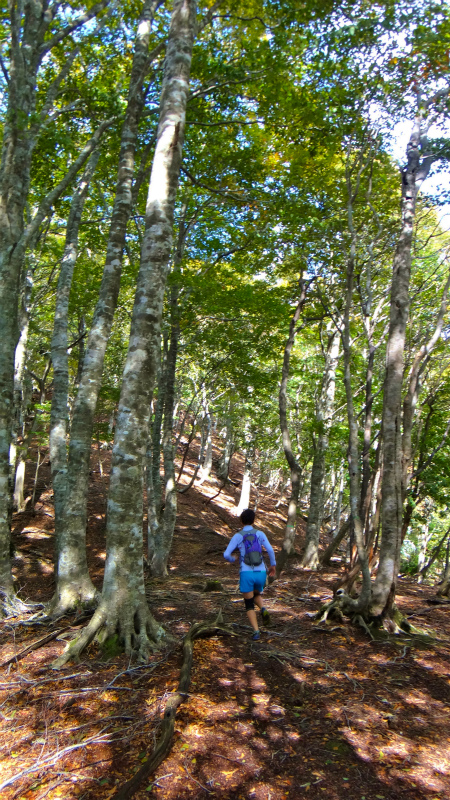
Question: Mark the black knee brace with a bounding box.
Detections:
[244,597,255,611]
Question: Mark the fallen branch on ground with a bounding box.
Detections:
[0,628,68,668]
[0,730,112,792]
[110,611,234,800]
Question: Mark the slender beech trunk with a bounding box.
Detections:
[148,331,167,535]
[333,464,345,534]
[12,270,33,512]
[200,415,213,482]
[152,286,180,576]
[0,2,108,603]
[49,151,100,587]
[371,108,437,617]
[277,282,309,573]
[418,526,450,584]
[54,0,198,667]
[236,449,254,515]
[321,518,351,566]
[400,271,450,533]
[302,327,340,568]
[217,420,234,481]
[437,536,450,597]
[198,391,212,485]
[74,316,86,392]
[151,212,186,576]
[178,422,205,492]
[340,162,371,612]
[50,0,162,615]
[360,344,375,516]
[416,516,431,579]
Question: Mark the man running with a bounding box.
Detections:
[223,508,276,640]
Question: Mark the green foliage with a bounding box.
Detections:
[3,0,450,578]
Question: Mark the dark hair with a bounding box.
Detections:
[240,508,255,525]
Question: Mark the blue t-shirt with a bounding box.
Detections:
[223,525,276,573]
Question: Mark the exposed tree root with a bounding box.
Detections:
[110,611,235,800]
[52,596,167,669]
[315,592,436,644]
[0,590,42,619]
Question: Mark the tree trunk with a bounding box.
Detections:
[217,420,234,481]
[0,3,81,603]
[11,268,33,512]
[340,157,371,612]
[50,0,161,615]
[320,518,350,566]
[54,0,197,666]
[152,287,180,576]
[302,326,340,568]
[437,537,450,597]
[198,391,212,485]
[49,151,100,593]
[151,209,187,576]
[418,526,450,584]
[236,449,254,515]
[333,465,345,534]
[277,281,309,571]
[416,515,431,577]
[371,111,434,617]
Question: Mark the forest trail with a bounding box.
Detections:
[1,441,450,800]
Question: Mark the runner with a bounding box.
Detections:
[223,508,276,640]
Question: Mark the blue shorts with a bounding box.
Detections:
[240,570,266,594]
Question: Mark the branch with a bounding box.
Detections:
[181,165,249,202]
[0,52,9,84]
[39,0,111,57]
[424,84,450,111]
[418,526,450,578]
[412,418,450,480]
[186,118,263,127]
[189,72,265,100]
[22,115,118,250]
[197,0,226,33]
[0,730,112,792]
[109,615,234,800]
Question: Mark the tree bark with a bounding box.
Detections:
[236,448,254,516]
[50,0,162,615]
[277,282,309,571]
[371,108,436,617]
[302,326,340,568]
[340,154,371,612]
[198,391,213,485]
[0,2,107,604]
[217,419,234,481]
[418,526,450,584]
[151,211,186,576]
[320,518,350,566]
[400,271,450,539]
[49,151,100,593]
[54,0,198,665]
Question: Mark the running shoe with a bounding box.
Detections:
[261,607,271,626]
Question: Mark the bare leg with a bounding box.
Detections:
[243,590,258,632]
[254,594,263,611]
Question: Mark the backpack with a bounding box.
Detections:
[242,529,263,567]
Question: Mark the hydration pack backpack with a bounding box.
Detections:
[242,529,263,567]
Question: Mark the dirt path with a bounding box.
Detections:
[1,447,450,800]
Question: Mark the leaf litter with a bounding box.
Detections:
[1,445,450,799]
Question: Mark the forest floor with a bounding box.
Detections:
[1,439,450,800]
